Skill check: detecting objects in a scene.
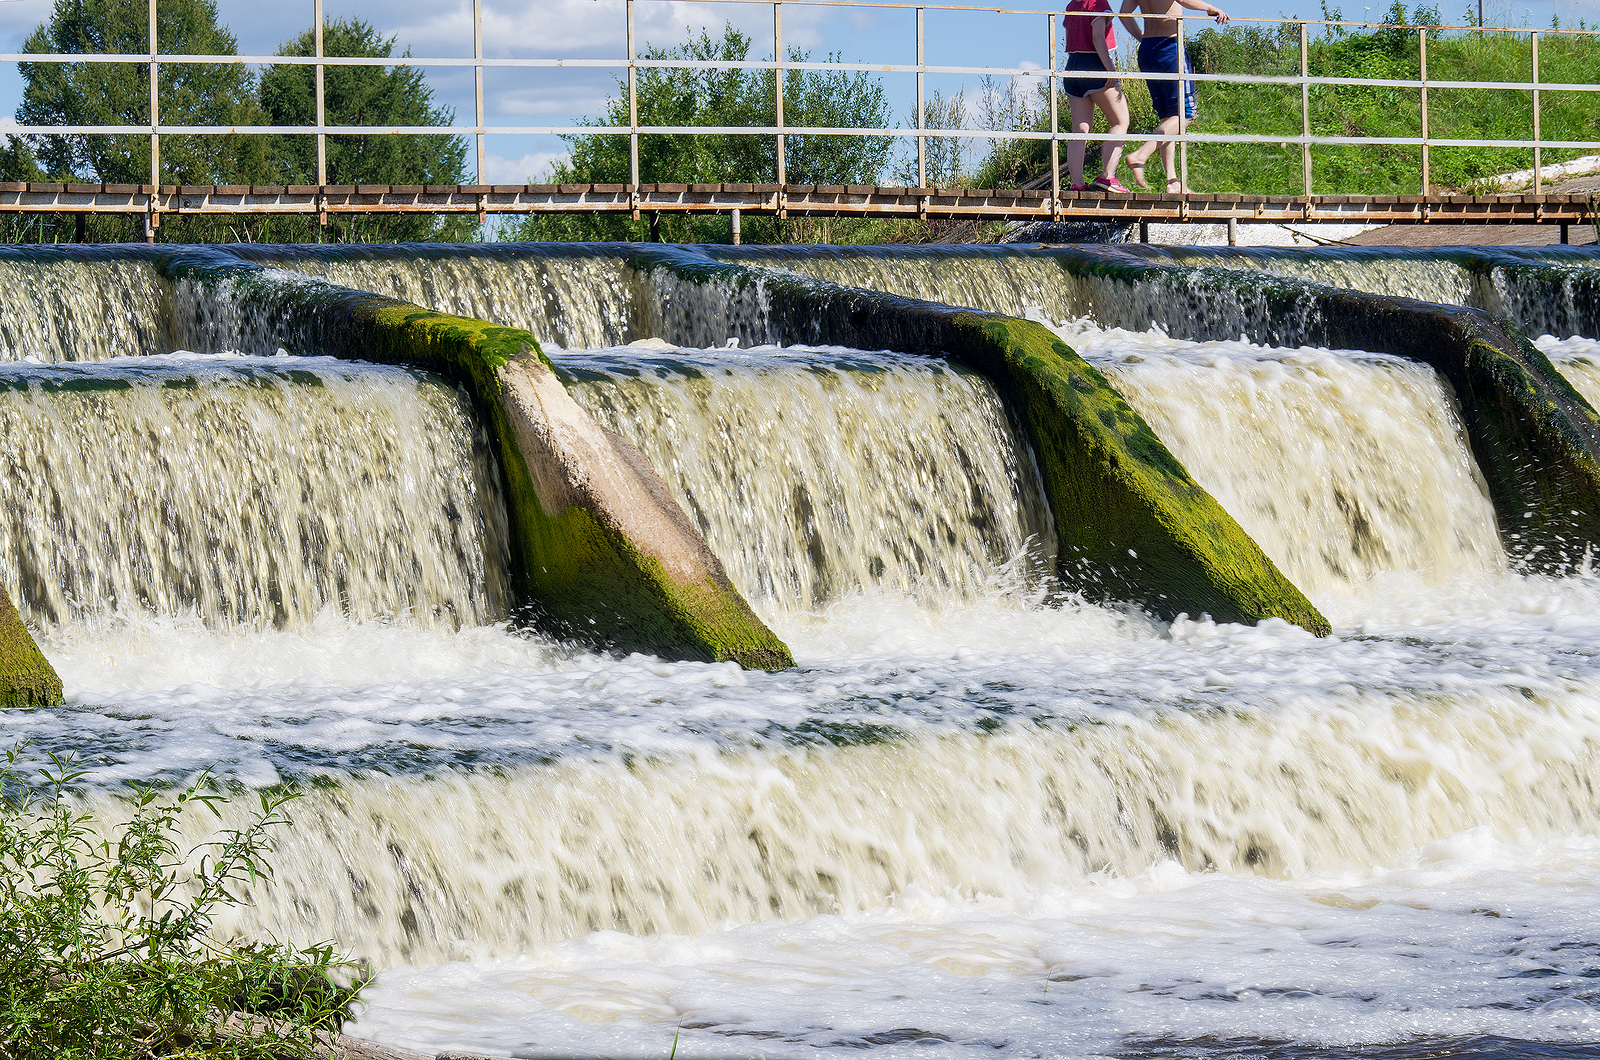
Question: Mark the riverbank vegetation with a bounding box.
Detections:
[2,1,1593,244]
[971,4,1600,198]
[0,746,362,1058]
[1,0,469,243]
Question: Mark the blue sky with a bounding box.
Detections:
[0,0,1594,184]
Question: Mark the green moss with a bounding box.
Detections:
[201,278,794,670]
[474,387,791,669]
[630,246,1329,635]
[953,314,1330,634]
[0,587,62,708]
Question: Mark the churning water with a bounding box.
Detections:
[4,250,1600,1060]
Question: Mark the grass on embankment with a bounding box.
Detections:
[1174,17,1600,196]
[972,14,1598,200]
[1,745,363,1059]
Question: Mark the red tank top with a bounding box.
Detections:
[1065,0,1116,53]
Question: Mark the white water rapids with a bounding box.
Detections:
[5,319,1600,1057]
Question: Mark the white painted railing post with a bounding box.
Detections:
[315,0,325,187]
[1049,12,1060,219]
[1419,26,1429,195]
[147,0,158,241]
[774,1,786,200]
[628,0,639,220]
[916,6,926,188]
[474,0,485,187]
[1531,30,1542,191]
[1300,22,1312,196]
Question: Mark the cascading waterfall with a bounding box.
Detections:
[0,256,170,361]
[1544,336,1600,408]
[0,355,509,629]
[714,245,1328,343]
[1137,247,1477,306]
[4,242,1600,1058]
[714,245,1600,345]
[560,344,1055,611]
[1156,249,1599,342]
[710,246,1089,319]
[89,689,1600,970]
[234,246,642,349]
[47,326,1576,977]
[1485,261,1600,341]
[1080,333,1506,600]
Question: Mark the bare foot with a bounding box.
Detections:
[1127,159,1152,190]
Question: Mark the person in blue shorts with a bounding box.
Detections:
[1118,0,1229,192]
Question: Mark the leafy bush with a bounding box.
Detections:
[0,745,363,1059]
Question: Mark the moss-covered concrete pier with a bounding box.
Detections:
[163,254,792,670]
[0,588,62,708]
[368,306,793,669]
[629,246,1330,634]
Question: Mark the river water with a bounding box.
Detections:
[2,249,1599,1059]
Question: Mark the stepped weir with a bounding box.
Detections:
[3,240,1600,1059]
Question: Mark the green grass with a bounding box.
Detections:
[960,20,1597,200]
[1177,22,1600,195]
[1,745,363,1059]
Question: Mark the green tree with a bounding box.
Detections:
[512,22,893,244]
[9,0,264,186]
[256,17,473,241]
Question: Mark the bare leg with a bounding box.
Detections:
[1127,114,1180,187]
[1091,86,1130,181]
[1067,95,1096,187]
[1155,115,1180,189]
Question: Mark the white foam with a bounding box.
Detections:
[349,830,1600,1058]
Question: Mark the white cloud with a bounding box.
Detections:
[484,149,569,183]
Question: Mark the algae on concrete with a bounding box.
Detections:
[358,303,793,669]
[626,245,1330,635]
[158,254,791,670]
[0,588,62,708]
[957,312,1331,634]
[1027,245,1600,576]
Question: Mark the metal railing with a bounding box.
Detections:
[1,0,1597,226]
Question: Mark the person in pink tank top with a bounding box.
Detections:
[1062,0,1131,192]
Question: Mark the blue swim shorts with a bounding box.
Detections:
[1137,35,1197,120]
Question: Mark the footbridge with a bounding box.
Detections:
[2,180,1595,234]
[0,0,1595,239]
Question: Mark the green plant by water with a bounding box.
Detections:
[0,744,364,1059]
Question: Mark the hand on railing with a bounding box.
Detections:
[1182,0,1231,24]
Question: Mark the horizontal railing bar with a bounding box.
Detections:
[4,183,1593,195]
[6,121,1593,147]
[5,53,1597,98]
[9,123,1597,151]
[610,0,1600,35]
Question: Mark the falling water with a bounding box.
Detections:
[4,245,1600,1059]
[238,246,642,349]
[560,343,1055,611]
[1076,329,1506,601]
[0,255,170,361]
[0,355,509,629]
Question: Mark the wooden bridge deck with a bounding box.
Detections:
[2,181,1595,228]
